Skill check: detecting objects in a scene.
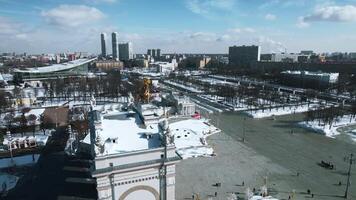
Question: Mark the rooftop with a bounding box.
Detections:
[83,110,161,156]
[14,58,96,74]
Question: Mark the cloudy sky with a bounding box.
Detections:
[1,0,356,54]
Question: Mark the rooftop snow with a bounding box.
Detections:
[170,119,221,159]
[83,111,161,155]
[14,58,96,74]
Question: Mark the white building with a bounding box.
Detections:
[82,106,180,200]
[150,61,176,74]
[271,53,299,62]
[281,70,339,84]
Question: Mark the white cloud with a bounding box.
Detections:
[296,16,310,28]
[301,5,356,23]
[84,0,118,4]
[41,5,105,27]
[265,13,277,21]
[0,16,21,35]
[227,27,256,33]
[185,0,236,17]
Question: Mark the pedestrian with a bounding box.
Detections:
[242,181,244,186]
[339,181,342,186]
[288,196,291,200]
[307,189,311,194]
[253,188,256,193]
[215,192,217,197]
[311,193,314,198]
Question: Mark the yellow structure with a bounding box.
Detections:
[143,78,152,103]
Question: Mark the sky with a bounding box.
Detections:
[1,0,356,54]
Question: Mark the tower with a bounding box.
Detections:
[112,32,119,61]
[100,33,106,57]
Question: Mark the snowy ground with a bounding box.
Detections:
[163,80,203,93]
[299,115,356,138]
[0,154,40,169]
[199,94,327,118]
[246,103,322,118]
[249,196,279,200]
[170,119,221,159]
[0,173,19,193]
[348,129,356,142]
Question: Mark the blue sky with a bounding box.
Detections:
[1,0,356,54]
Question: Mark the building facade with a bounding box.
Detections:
[14,58,96,81]
[228,45,261,67]
[112,32,119,61]
[93,146,180,200]
[101,33,107,58]
[119,42,133,61]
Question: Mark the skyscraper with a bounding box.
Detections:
[147,49,152,56]
[119,42,133,61]
[156,49,161,58]
[112,32,119,61]
[100,33,106,57]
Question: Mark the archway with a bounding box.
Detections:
[119,185,159,200]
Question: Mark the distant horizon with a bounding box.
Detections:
[1,0,356,54]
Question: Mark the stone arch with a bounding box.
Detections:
[119,185,159,200]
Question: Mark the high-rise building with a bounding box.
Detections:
[119,42,133,61]
[112,32,119,61]
[151,49,156,58]
[228,45,261,67]
[100,33,107,57]
[147,49,152,56]
[156,49,161,58]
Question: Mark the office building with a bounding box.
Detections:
[112,32,119,61]
[156,49,161,58]
[228,45,260,67]
[119,42,133,61]
[100,33,107,57]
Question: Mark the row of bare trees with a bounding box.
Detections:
[42,70,123,102]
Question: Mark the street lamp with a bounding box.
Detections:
[7,131,14,165]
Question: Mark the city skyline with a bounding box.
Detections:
[1,0,356,54]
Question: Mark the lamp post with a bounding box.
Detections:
[242,117,246,142]
[7,131,13,164]
[344,153,355,199]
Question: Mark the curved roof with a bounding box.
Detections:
[14,58,97,74]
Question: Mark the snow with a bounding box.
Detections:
[246,103,322,118]
[3,131,50,147]
[170,119,221,159]
[0,174,19,193]
[250,196,279,200]
[299,115,356,138]
[82,111,161,155]
[0,154,40,169]
[348,130,356,142]
[163,80,203,93]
